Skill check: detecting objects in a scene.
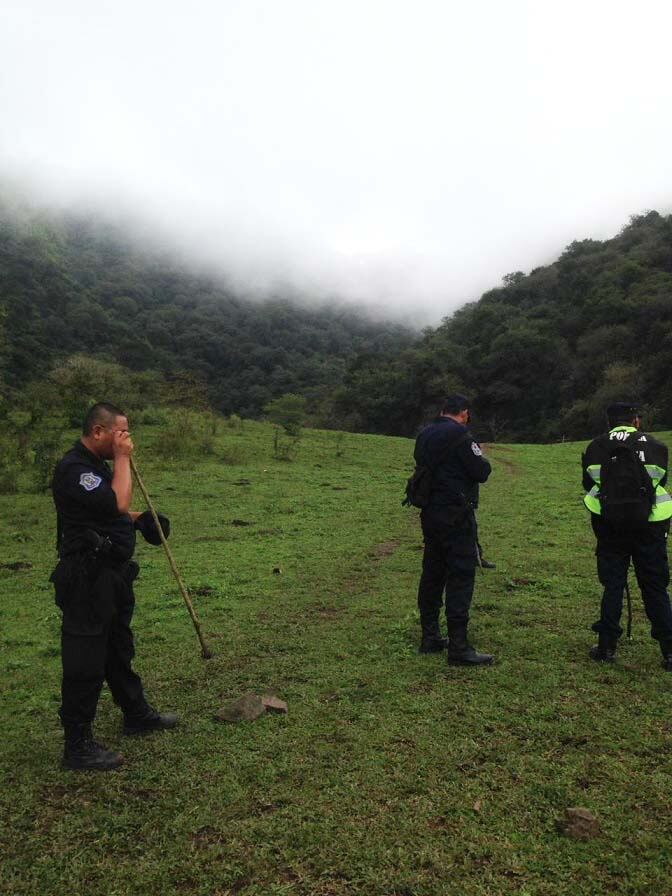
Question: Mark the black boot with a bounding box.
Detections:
[660,641,672,671]
[589,633,617,663]
[420,634,449,653]
[62,724,124,772]
[123,705,179,736]
[447,625,494,666]
[419,620,448,653]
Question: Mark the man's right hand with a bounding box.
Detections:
[113,429,134,458]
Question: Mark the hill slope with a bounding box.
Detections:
[337,211,672,440]
[0,196,414,418]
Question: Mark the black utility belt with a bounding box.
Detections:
[60,527,132,560]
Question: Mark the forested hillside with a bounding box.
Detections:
[2,196,671,442]
[337,211,672,440]
[0,196,413,420]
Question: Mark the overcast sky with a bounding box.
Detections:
[1,1,671,322]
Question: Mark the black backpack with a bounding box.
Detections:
[598,435,655,526]
[402,432,469,508]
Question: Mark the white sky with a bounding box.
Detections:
[1,0,671,322]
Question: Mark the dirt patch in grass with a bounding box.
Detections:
[483,444,519,476]
[190,826,225,848]
[39,783,70,806]
[370,540,400,560]
[406,680,436,694]
[307,604,344,620]
[191,584,217,596]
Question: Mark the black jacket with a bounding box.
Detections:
[414,417,491,507]
[51,441,136,561]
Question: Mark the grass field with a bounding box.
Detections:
[2,420,672,896]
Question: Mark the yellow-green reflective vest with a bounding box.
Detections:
[584,426,672,521]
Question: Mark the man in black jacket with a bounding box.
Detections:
[414,395,494,664]
[51,402,177,771]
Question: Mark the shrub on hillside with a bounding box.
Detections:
[152,410,217,460]
[264,393,307,438]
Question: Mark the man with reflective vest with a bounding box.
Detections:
[582,402,672,667]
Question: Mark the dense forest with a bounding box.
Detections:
[0,195,413,423]
[335,210,672,441]
[1,194,671,442]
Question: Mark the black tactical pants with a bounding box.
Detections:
[591,515,672,644]
[52,560,148,726]
[418,508,478,631]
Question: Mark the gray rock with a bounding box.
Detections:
[216,694,266,723]
[556,807,601,840]
[261,695,288,714]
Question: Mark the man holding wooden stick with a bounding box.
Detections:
[51,402,177,772]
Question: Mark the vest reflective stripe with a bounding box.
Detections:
[584,491,601,514]
[583,434,672,519]
[590,464,664,485]
[584,481,672,520]
[651,487,672,522]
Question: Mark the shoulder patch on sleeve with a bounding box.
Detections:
[79,472,102,492]
[471,442,483,457]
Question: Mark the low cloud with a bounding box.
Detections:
[2,1,672,323]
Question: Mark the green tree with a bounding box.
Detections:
[264,393,307,437]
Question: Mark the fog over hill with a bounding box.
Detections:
[0,194,415,422]
[2,2,672,322]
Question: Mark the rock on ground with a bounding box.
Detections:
[261,695,288,714]
[556,807,601,840]
[215,693,289,722]
[216,694,266,723]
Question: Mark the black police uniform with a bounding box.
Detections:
[582,429,672,654]
[51,441,150,732]
[414,416,492,643]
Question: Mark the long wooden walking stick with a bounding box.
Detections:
[130,456,213,660]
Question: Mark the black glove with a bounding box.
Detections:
[135,511,170,546]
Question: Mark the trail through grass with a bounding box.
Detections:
[2,422,672,895]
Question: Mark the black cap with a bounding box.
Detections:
[135,511,170,546]
[442,394,470,415]
[606,402,642,425]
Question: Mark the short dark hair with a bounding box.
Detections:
[606,402,641,428]
[82,402,126,435]
[442,394,470,415]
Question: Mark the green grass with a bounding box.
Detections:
[2,421,672,895]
